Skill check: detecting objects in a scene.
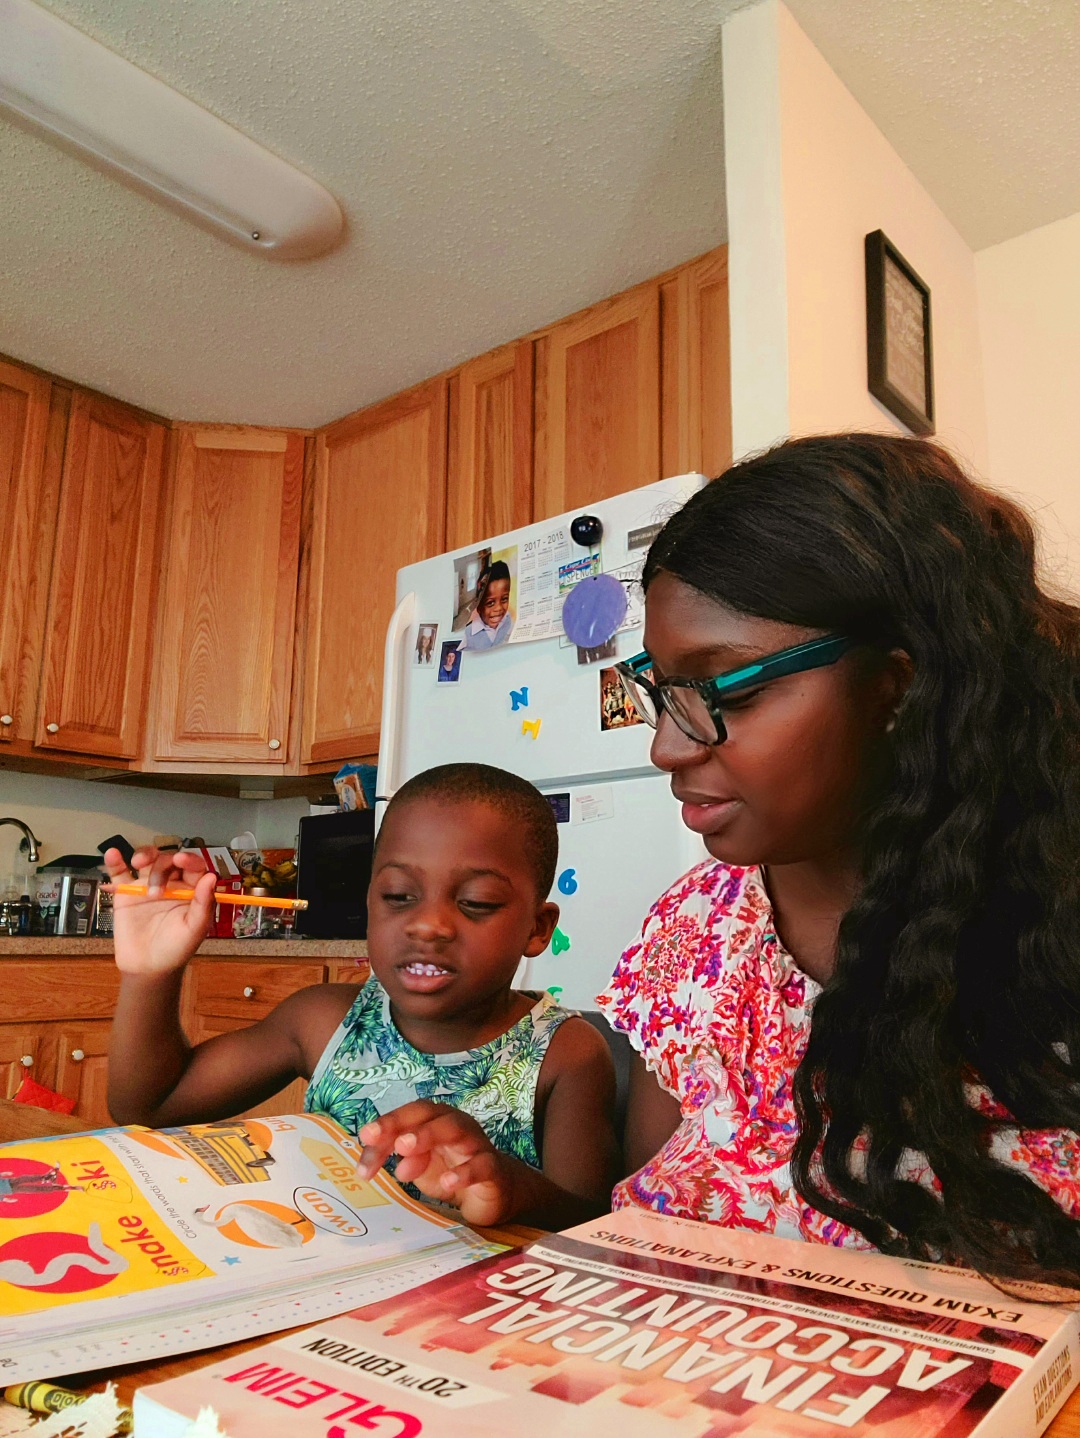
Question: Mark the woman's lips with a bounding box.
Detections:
[679,798,741,834]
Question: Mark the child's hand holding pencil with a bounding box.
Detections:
[102,845,219,978]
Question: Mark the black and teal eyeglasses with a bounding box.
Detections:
[614,633,857,746]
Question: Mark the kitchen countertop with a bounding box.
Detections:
[0,936,368,958]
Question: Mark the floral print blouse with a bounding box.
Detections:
[598,860,1080,1249]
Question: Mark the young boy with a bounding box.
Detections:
[105,763,618,1229]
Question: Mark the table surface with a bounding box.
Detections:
[3,1098,1080,1435]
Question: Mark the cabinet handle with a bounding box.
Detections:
[0,715,12,726]
[46,722,59,734]
[20,1054,33,1067]
[243,985,255,998]
[71,1048,85,1062]
[268,739,281,751]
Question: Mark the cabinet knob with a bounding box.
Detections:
[0,714,12,726]
[243,985,255,998]
[268,738,281,751]
[71,1048,85,1062]
[46,722,59,734]
[20,1054,33,1067]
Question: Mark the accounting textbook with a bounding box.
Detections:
[135,1205,1080,1437]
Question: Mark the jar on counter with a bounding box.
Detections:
[233,888,284,939]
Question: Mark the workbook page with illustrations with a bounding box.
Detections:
[138,1206,1080,1438]
[0,1113,494,1382]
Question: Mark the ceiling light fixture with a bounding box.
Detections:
[0,0,344,259]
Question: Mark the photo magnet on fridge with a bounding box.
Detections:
[600,666,644,731]
[452,545,518,651]
[438,641,463,683]
[578,637,617,665]
[413,623,438,666]
[545,793,571,824]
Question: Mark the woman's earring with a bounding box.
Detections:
[885,713,897,733]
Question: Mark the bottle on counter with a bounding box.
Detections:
[15,893,31,936]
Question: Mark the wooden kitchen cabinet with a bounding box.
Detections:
[0,247,726,781]
[326,959,369,986]
[0,960,121,1125]
[446,341,533,551]
[0,359,52,744]
[149,426,304,765]
[184,959,329,1117]
[0,1027,46,1100]
[186,959,328,1027]
[533,284,662,520]
[532,246,729,521]
[0,952,368,1125]
[36,390,166,759]
[302,378,448,765]
[660,247,732,480]
[53,1020,113,1128]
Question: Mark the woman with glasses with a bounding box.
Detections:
[597,432,1080,1287]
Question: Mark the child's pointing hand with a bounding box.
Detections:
[357,1101,520,1228]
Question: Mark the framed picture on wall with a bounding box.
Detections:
[865,229,935,436]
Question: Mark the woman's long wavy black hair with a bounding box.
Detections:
[643,433,1080,1284]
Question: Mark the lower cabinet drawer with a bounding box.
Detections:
[188,961,327,1021]
[0,962,120,1023]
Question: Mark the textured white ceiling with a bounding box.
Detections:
[0,0,736,426]
[784,0,1080,252]
[3,1,1075,426]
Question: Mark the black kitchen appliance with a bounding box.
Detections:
[294,808,376,939]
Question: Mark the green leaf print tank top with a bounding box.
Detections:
[304,977,574,1170]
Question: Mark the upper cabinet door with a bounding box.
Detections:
[302,380,447,765]
[151,428,304,764]
[533,285,661,520]
[37,392,165,759]
[660,247,732,480]
[446,341,533,551]
[0,361,51,743]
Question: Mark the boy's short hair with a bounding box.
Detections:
[379,763,558,899]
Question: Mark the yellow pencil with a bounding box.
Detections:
[108,883,308,911]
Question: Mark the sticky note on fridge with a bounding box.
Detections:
[510,686,529,710]
[573,787,614,823]
[521,718,542,740]
[551,928,571,955]
[557,868,578,896]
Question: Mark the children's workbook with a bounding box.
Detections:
[135,1205,1080,1437]
[0,1113,495,1383]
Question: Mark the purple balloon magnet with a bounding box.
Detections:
[561,573,627,648]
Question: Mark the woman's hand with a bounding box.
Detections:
[357,1101,520,1228]
[104,845,217,978]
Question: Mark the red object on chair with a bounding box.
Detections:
[11,1076,76,1114]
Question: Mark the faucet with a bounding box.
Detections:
[0,818,41,864]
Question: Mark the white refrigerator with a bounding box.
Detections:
[376,474,708,1009]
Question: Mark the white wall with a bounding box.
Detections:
[777,5,989,473]
[0,770,309,893]
[721,2,989,475]
[977,210,1080,589]
[720,1,790,459]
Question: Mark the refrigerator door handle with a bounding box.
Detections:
[376,590,417,814]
